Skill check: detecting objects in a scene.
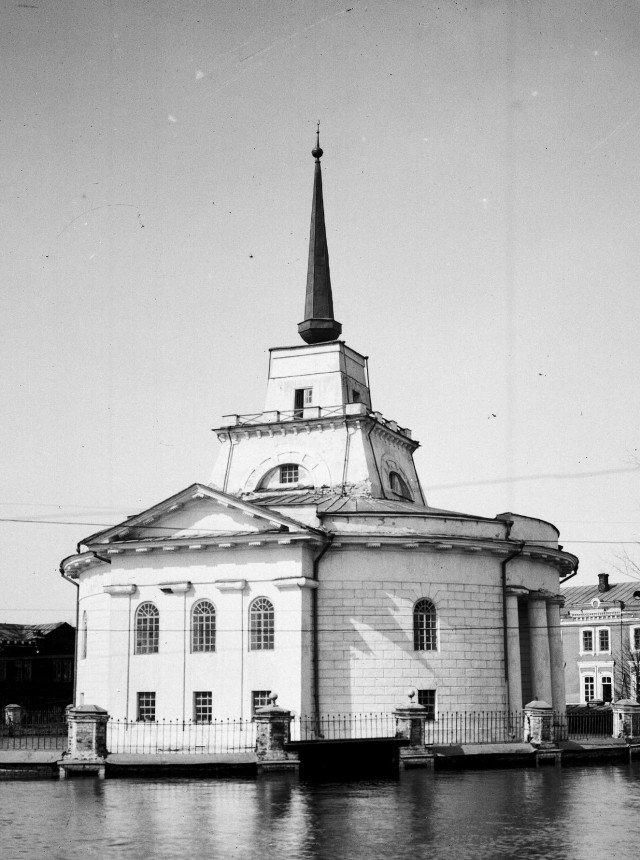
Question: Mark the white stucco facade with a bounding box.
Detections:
[60,142,578,723]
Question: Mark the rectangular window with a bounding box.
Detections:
[584,675,595,702]
[417,689,436,720]
[0,661,5,681]
[600,675,613,703]
[598,628,610,652]
[581,629,594,653]
[54,658,72,683]
[633,627,640,651]
[137,692,156,722]
[194,691,213,723]
[352,390,361,403]
[252,690,271,716]
[293,388,312,417]
[279,464,299,484]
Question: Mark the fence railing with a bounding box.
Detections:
[0,721,68,750]
[0,708,620,754]
[106,719,257,755]
[292,713,397,741]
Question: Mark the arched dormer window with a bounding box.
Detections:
[249,597,274,651]
[258,463,311,490]
[81,611,88,660]
[389,471,412,500]
[191,600,216,652]
[135,602,159,654]
[413,599,437,651]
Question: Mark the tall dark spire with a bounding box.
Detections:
[298,124,342,345]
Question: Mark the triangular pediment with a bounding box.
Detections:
[82,483,317,546]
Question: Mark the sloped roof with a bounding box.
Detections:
[0,623,69,643]
[245,491,488,519]
[561,581,640,610]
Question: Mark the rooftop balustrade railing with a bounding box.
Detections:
[220,404,412,438]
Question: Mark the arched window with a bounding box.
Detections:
[135,602,159,654]
[258,463,311,490]
[249,597,274,651]
[191,600,216,652]
[413,599,437,651]
[81,611,88,660]
[389,471,411,499]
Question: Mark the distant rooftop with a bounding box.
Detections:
[0,623,70,644]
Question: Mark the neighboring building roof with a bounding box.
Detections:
[561,580,640,613]
[0,623,70,644]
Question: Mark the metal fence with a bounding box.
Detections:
[106,719,257,755]
[565,707,613,738]
[0,721,68,750]
[292,713,397,741]
[0,708,619,754]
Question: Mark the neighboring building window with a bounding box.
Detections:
[389,471,411,499]
[0,661,5,681]
[191,600,216,652]
[581,629,594,653]
[279,464,299,484]
[252,690,271,716]
[137,692,156,721]
[249,598,275,651]
[583,675,595,702]
[294,387,312,417]
[54,659,73,683]
[194,691,213,723]
[81,610,88,660]
[601,675,613,703]
[598,628,610,653]
[413,599,437,651]
[14,660,23,683]
[632,627,640,651]
[417,689,436,720]
[135,603,159,654]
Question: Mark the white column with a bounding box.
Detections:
[546,598,566,713]
[528,595,552,704]
[505,589,523,711]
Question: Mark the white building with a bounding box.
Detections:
[61,134,578,723]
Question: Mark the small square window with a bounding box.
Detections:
[137,692,156,722]
[194,691,213,723]
[280,464,299,484]
[417,689,436,720]
[252,690,271,716]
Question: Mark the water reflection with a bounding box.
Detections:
[2,764,640,859]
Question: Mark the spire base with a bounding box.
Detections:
[298,318,342,344]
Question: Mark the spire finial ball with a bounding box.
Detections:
[312,121,323,160]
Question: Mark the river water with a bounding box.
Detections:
[2,764,640,859]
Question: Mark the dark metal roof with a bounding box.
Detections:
[245,491,482,519]
[113,529,286,544]
[0,623,68,643]
[561,581,640,611]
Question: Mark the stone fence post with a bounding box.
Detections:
[4,704,22,725]
[254,694,296,769]
[612,700,640,741]
[394,690,433,768]
[523,700,555,748]
[60,704,109,778]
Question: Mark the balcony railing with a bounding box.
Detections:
[220,404,412,439]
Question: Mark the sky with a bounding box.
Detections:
[2,0,640,624]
